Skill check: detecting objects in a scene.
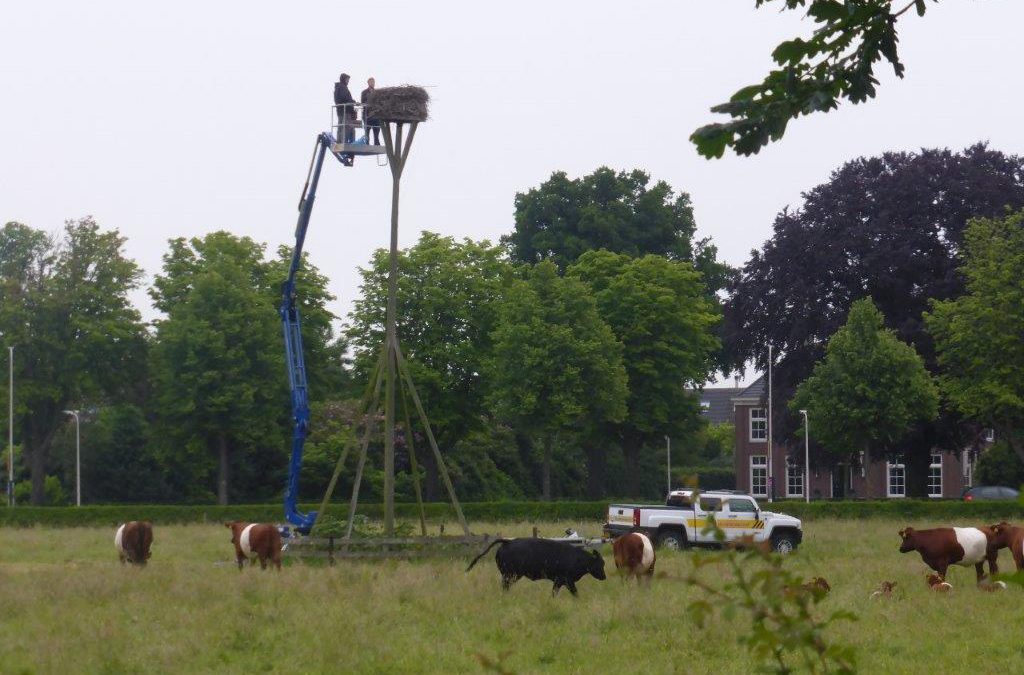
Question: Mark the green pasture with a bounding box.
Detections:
[1,518,1022,674]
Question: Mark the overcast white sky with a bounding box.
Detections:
[3,1,1022,382]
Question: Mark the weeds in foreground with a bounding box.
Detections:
[686,523,857,675]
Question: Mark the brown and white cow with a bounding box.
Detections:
[612,532,655,584]
[225,522,282,570]
[898,526,998,584]
[989,522,1024,571]
[115,521,153,566]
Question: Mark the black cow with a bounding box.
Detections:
[466,538,607,596]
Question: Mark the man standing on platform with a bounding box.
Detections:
[360,76,380,145]
[333,73,356,145]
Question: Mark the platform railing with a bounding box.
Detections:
[332,103,382,147]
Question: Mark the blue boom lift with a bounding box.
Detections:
[281,110,384,533]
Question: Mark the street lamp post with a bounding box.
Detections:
[799,409,810,504]
[62,410,81,507]
[767,344,774,503]
[665,435,671,494]
[7,345,12,507]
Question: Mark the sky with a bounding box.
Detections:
[2,1,1022,385]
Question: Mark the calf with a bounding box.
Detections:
[115,521,153,566]
[926,573,952,592]
[989,522,1024,571]
[612,532,655,584]
[898,526,999,584]
[466,538,606,596]
[225,522,282,571]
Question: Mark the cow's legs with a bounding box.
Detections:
[565,580,579,597]
[551,580,563,596]
[986,551,999,578]
[236,553,246,570]
[260,557,268,570]
[501,575,516,591]
[974,562,986,584]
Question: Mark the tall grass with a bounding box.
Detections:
[1,518,1022,674]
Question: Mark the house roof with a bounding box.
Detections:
[692,386,742,425]
[733,375,766,403]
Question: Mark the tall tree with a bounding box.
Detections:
[725,144,1024,494]
[791,299,938,470]
[926,211,1024,463]
[568,251,721,497]
[347,232,511,499]
[0,219,146,504]
[504,167,729,293]
[693,0,947,158]
[150,232,339,504]
[486,261,627,500]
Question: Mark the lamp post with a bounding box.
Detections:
[767,344,774,503]
[7,345,12,507]
[62,410,80,507]
[665,435,671,494]
[799,409,810,504]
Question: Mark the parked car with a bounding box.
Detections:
[604,489,803,554]
[962,485,1020,501]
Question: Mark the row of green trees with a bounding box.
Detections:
[1,168,726,505]
[4,145,1024,505]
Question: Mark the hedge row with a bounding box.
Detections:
[2,498,1023,528]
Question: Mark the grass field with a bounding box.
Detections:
[1,518,1022,674]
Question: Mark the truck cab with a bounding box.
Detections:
[604,489,803,554]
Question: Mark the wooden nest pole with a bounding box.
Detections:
[325,86,468,540]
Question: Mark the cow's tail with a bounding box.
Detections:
[466,538,511,572]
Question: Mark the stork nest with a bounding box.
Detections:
[365,86,430,123]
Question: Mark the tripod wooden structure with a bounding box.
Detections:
[314,105,469,540]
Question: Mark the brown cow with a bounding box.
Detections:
[612,532,655,584]
[115,521,153,566]
[898,526,998,584]
[225,522,282,570]
[989,522,1024,571]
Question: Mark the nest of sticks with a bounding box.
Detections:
[365,86,430,123]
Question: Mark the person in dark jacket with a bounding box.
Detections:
[360,77,380,145]
[333,73,356,144]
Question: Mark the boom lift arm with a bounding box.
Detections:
[280,132,356,532]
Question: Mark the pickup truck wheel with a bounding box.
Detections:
[656,530,686,551]
[771,531,798,555]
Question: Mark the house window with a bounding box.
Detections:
[928,452,943,498]
[984,428,995,443]
[749,408,767,442]
[700,400,711,415]
[887,461,906,498]
[786,459,804,498]
[962,449,973,487]
[750,455,768,497]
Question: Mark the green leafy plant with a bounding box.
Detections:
[687,521,857,674]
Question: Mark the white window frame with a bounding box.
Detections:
[984,428,995,443]
[928,452,942,499]
[749,408,767,443]
[962,449,973,487]
[750,455,768,498]
[785,459,804,498]
[887,461,906,499]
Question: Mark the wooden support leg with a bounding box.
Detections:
[393,338,470,535]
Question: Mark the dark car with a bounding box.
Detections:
[963,485,1020,501]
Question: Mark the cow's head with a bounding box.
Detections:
[587,548,607,581]
[898,527,916,553]
[225,521,243,545]
[989,521,1012,547]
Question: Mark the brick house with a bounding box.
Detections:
[698,377,980,500]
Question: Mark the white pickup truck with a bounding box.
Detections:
[603,489,803,554]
